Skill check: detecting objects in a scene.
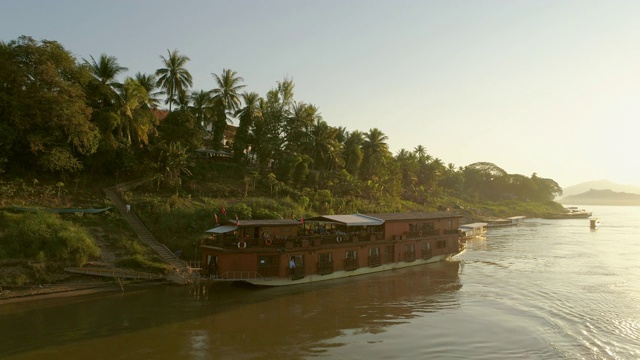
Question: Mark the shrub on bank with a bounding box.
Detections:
[0,211,100,267]
[116,255,170,274]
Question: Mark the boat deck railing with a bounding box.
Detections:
[203,231,458,250]
[215,271,263,281]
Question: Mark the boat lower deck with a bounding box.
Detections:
[207,254,453,286]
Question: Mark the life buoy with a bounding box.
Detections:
[237,241,247,249]
[336,236,343,243]
[265,238,273,246]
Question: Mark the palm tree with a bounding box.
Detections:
[84,53,128,85]
[211,69,245,150]
[190,90,214,132]
[413,145,425,158]
[155,141,193,193]
[343,130,364,176]
[84,53,128,107]
[174,89,191,111]
[155,49,193,111]
[133,72,162,108]
[116,77,157,146]
[361,128,389,179]
[396,149,419,193]
[306,118,342,171]
[233,92,262,163]
[284,102,318,154]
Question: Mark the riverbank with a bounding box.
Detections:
[0,283,121,304]
[0,280,170,305]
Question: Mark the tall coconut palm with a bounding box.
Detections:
[361,128,389,179]
[155,49,192,111]
[306,118,342,171]
[84,53,128,107]
[116,77,157,146]
[84,53,128,85]
[343,130,364,176]
[233,92,262,162]
[211,69,245,150]
[133,72,162,108]
[395,149,419,194]
[190,90,213,132]
[285,102,318,153]
[174,89,191,111]
[414,145,432,163]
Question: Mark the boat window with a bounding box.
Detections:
[385,245,394,263]
[410,222,435,232]
[258,256,278,266]
[319,252,332,262]
[346,250,357,259]
[369,247,379,256]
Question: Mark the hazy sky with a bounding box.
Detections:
[2,0,639,188]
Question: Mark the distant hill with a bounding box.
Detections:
[561,180,640,198]
[559,189,640,206]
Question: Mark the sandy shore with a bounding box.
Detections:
[0,283,125,304]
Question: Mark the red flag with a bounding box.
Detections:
[221,207,227,217]
[300,216,304,225]
[235,213,240,226]
[214,212,219,224]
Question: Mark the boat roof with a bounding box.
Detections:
[507,216,526,220]
[459,222,488,229]
[228,219,302,227]
[365,211,462,221]
[304,214,384,226]
[205,225,238,234]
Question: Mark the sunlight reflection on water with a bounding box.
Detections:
[2,206,640,359]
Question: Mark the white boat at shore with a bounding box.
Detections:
[458,222,488,239]
[486,216,526,228]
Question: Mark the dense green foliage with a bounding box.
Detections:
[0,35,562,206]
[0,211,100,266]
[0,35,567,267]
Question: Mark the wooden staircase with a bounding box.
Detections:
[103,186,191,284]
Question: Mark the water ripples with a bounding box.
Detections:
[458,209,640,359]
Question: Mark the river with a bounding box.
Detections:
[1,205,639,359]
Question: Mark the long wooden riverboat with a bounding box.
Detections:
[199,212,463,286]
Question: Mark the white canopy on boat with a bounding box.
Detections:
[205,225,238,234]
[304,214,384,227]
[458,222,488,230]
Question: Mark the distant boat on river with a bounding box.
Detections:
[458,222,488,239]
[543,206,592,219]
[486,216,526,228]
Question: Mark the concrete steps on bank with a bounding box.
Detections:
[103,187,191,280]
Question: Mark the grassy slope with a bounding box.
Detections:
[0,160,563,287]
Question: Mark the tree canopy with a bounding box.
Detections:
[0,35,562,206]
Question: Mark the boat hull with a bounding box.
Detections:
[236,254,454,287]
